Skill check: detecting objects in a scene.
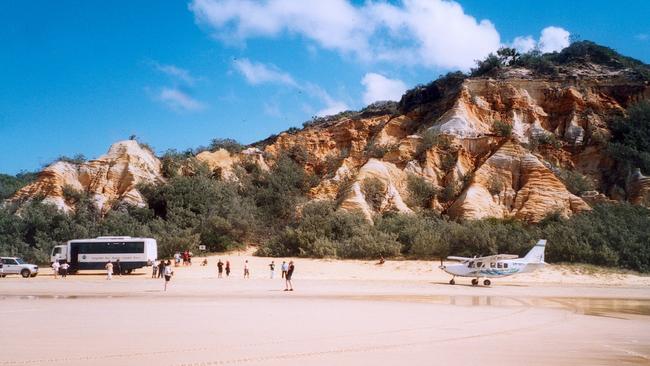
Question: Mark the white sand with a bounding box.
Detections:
[1,251,649,365]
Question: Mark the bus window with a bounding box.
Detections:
[490,262,495,268]
[497,263,503,268]
[504,263,509,268]
[468,262,475,268]
[476,262,483,268]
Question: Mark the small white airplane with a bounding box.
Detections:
[439,240,547,286]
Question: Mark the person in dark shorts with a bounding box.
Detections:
[158,260,165,279]
[281,261,287,278]
[217,259,224,278]
[163,260,173,291]
[225,261,231,277]
[114,259,122,276]
[60,261,69,278]
[284,261,294,291]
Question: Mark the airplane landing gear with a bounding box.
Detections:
[471,278,479,286]
[449,278,455,285]
[483,279,491,286]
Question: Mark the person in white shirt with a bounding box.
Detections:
[105,261,113,280]
[163,261,173,291]
[52,261,61,279]
[60,262,70,278]
[281,261,288,279]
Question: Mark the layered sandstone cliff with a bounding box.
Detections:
[7,46,650,222]
[9,140,163,212]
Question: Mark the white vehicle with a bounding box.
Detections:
[1,257,39,278]
[51,236,157,274]
[439,240,547,286]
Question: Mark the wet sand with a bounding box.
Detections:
[1,254,649,365]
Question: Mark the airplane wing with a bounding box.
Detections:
[476,254,519,261]
[446,256,472,261]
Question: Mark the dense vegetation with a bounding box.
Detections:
[0,172,37,200]
[470,41,650,79]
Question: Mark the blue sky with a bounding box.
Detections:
[1,0,649,175]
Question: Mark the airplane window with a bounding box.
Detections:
[504,263,509,268]
[497,263,503,268]
[490,263,495,268]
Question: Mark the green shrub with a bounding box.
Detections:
[0,172,37,200]
[361,177,386,211]
[208,138,244,154]
[492,120,513,138]
[406,174,438,209]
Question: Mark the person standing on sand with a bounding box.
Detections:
[269,261,275,279]
[163,261,173,291]
[217,259,224,278]
[284,261,294,291]
[60,261,69,278]
[105,261,113,280]
[243,260,250,279]
[225,261,231,277]
[152,261,158,278]
[158,260,165,279]
[52,260,60,279]
[281,261,288,279]
[115,259,122,276]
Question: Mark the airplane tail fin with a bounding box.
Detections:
[523,240,546,263]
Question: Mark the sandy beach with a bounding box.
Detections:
[1,251,650,366]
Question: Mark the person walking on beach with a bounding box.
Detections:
[105,261,113,280]
[217,259,224,278]
[225,261,231,277]
[244,260,250,279]
[269,261,275,279]
[52,260,60,279]
[158,260,165,279]
[281,261,288,279]
[284,261,294,291]
[163,260,173,291]
[60,261,69,278]
[114,259,122,277]
[174,252,181,267]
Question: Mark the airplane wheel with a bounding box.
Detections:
[471,279,478,286]
[483,279,491,286]
[449,279,455,285]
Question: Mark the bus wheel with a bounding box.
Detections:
[21,269,31,278]
[483,279,491,286]
[471,278,478,286]
[126,269,133,275]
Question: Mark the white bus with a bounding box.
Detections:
[51,236,157,274]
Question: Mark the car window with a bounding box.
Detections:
[2,259,17,265]
[15,258,25,264]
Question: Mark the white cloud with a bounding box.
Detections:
[316,101,349,117]
[538,26,570,53]
[361,73,407,105]
[158,87,205,111]
[233,58,297,86]
[155,63,197,85]
[233,59,348,117]
[636,33,649,41]
[509,26,571,54]
[511,35,537,53]
[190,0,501,70]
